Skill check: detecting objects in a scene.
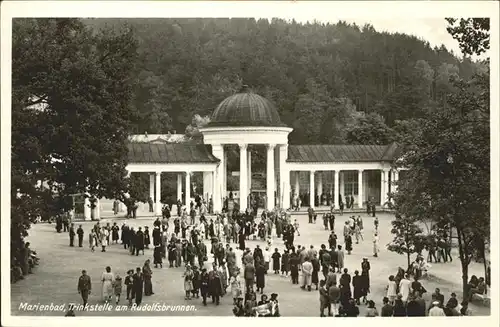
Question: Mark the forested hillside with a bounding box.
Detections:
[84,18,483,145]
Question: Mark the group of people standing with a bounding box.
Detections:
[77,260,154,307]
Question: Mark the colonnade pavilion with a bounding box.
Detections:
[80,87,405,220]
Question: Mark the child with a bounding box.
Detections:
[113,274,123,304]
[374,217,379,231]
[294,219,300,236]
[125,270,134,306]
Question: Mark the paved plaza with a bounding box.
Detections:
[11,212,490,316]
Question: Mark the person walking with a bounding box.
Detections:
[301,258,313,292]
[319,280,332,317]
[69,223,76,247]
[143,260,154,296]
[125,269,134,306]
[200,268,210,306]
[183,264,194,300]
[76,225,84,247]
[113,274,122,304]
[328,281,340,316]
[77,270,92,306]
[132,267,143,306]
[255,259,266,294]
[337,245,345,273]
[373,233,380,257]
[101,266,114,303]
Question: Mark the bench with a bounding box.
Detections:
[471,293,490,306]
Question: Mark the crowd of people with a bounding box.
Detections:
[32,192,489,318]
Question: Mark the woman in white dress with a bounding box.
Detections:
[183,264,194,300]
[229,270,242,304]
[101,228,109,252]
[89,231,97,252]
[373,233,380,257]
[386,275,398,304]
[101,266,114,303]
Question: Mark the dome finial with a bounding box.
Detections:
[239,84,250,93]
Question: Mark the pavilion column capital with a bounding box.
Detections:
[238,143,248,151]
[267,144,276,150]
[155,171,162,176]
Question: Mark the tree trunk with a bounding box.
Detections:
[456,228,469,301]
[407,251,411,272]
[480,240,488,295]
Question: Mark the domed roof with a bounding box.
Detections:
[208,86,284,127]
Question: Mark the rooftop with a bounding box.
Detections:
[208,86,286,127]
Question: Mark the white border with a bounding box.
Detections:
[1,2,499,327]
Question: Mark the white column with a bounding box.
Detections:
[266,144,276,210]
[211,170,217,208]
[84,197,91,220]
[380,170,387,206]
[203,171,212,201]
[149,174,155,201]
[223,149,228,199]
[339,171,345,200]
[358,170,364,208]
[97,199,101,219]
[211,144,224,212]
[247,149,252,194]
[185,171,191,207]
[294,171,300,195]
[155,172,162,215]
[318,172,323,203]
[239,144,248,211]
[393,170,399,194]
[334,170,340,209]
[279,145,290,209]
[309,170,315,208]
[177,173,183,202]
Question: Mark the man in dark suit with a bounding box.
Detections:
[77,270,92,306]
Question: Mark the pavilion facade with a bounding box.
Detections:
[116,88,404,219]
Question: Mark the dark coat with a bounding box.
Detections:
[281,252,290,272]
[393,299,407,317]
[135,231,145,249]
[208,270,223,296]
[152,228,162,246]
[352,275,364,299]
[311,258,320,284]
[271,252,281,271]
[244,264,255,281]
[256,262,266,288]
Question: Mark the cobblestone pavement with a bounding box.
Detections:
[10,212,490,316]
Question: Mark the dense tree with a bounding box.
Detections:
[82,18,478,144]
[446,18,490,56]
[346,112,394,145]
[185,114,211,142]
[391,17,490,300]
[393,63,489,300]
[387,214,426,271]
[11,18,139,266]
